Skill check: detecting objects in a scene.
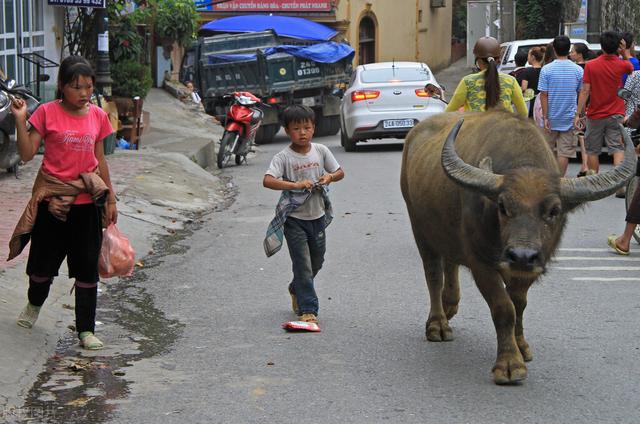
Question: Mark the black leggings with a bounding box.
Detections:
[28,277,97,335]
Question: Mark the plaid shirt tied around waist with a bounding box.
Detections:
[263,184,333,257]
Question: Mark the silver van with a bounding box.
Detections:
[499,38,589,74]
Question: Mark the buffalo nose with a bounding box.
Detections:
[506,247,540,268]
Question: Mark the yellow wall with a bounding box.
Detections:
[335,0,452,70]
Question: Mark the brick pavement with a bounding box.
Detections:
[0,151,160,272]
[0,158,41,270]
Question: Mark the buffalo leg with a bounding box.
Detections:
[472,267,527,384]
[506,281,534,362]
[442,261,460,320]
[421,251,453,342]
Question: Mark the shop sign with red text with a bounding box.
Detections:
[209,0,332,12]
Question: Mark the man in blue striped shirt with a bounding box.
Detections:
[539,35,584,176]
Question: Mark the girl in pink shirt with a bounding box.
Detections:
[11,56,117,350]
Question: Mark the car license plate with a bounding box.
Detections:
[302,97,315,107]
[383,119,414,129]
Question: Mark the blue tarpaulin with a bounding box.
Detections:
[200,15,338,41]
[206,42,354,65]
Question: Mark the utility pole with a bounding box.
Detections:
[94,9,112,97]
[500,0,516,42]
[587,0,601,43]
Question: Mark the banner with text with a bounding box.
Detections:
[48,0,106,7]
[197,0,332,12]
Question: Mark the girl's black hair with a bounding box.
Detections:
[56,56,96,99]
[573,42,590,59]
[478,57,500,110]
[282,105,315,128]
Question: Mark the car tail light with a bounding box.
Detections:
[416,84,443,98]
[351,90,380,102]
[266,97,279,104]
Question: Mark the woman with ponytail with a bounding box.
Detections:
[446,37,527,116]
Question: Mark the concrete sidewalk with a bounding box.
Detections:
[0,88,224,413]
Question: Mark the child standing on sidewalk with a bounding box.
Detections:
[9,56,117,350]
[263,105,344,325]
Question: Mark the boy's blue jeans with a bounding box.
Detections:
[284,216,326,316]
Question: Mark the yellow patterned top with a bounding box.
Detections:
[445,70,528,116]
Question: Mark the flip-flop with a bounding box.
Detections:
[607,235,630,256]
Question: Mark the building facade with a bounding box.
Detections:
[0,3,64,100]
[198,0,453,70]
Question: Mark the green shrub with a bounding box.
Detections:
[111,59,153,99]
[156,0,199,48]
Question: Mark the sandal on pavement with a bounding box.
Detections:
[79,331,104,350]
[17,303,41,329]
[607,235,630,256]
[299,313,318,324]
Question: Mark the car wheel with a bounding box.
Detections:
[341,126,357,152]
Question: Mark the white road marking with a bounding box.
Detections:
[571,277,640,282]
[558,248,613,252]
[554,256,640,261]
[556,266,640,271]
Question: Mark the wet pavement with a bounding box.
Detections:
[0,87,226,421]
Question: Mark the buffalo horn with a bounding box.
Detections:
[441,118,503,196]
[560,123,637,203]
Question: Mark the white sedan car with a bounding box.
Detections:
[340,61,447,151]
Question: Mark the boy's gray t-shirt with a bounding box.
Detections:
[265,143,340,220]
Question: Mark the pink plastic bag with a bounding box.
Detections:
[98,224,135,278]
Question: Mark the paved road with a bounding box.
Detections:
[108,132,639,424]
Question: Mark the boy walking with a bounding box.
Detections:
[575,31,633,183]
[263,105,344,325]
[539,35,584,176]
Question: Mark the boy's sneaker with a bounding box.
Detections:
[79,331,104,350]
[17,303,41,329]
[299,313,318,324]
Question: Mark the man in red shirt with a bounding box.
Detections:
[575,31,633,182]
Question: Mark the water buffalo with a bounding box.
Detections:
[400,110,635,384]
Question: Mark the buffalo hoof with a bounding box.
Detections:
[516,335,533,362]
[492,356,527,385]
[425,318,454,342]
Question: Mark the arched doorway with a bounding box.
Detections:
[358,16,376,65]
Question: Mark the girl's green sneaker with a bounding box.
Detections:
[79,332,104,350]
[17,303,41,329]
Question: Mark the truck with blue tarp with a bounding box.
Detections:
[182,15,354,143]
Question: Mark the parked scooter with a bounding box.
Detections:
[0,75,40,176]
[216,91,264,169]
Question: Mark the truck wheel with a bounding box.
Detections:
[217,131,237,169]
[254,124,280,144]
[326,116,340,136]
[315,115,329,137]
[341,127,357,152]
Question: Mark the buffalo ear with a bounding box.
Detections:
[479,156,493,172]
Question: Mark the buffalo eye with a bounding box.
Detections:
[544,203,562,222]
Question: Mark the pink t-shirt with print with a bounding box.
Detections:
[29,101,113,204]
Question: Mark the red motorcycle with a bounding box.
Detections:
[217,91,264,169]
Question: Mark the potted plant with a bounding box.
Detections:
[111,60,152,141]
[155,0,198,81]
